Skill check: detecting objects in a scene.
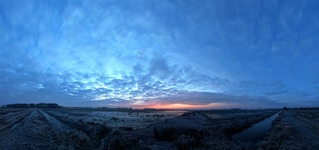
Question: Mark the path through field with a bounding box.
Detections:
[292,113,319,134]
[262,110,319,149]
[0,109,55,149]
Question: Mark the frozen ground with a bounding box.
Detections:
[260,109,319,149]
[45,109,186,130]
[4,108,317,149]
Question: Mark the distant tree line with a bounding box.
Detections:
[97,107,132,110]
[1,103,61,108]
[299,107,319,110]
[282,107,319,110]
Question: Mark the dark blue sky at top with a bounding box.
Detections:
[1,0,319,108]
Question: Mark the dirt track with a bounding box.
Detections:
[0,109,55,149]
[261,110,319,149]
[0,109,93,149]
[0,109,32,131]
[292,113,319,134]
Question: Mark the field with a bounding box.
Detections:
[0,108,318,149]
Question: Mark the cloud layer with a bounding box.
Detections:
[1,0,319,108]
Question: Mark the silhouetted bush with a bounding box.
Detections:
[223,124,252,138]
[103,130,138,150]
[94,123,112,139]
[153,126,204,149]
[174,134,197,150]
[53,130,94,150]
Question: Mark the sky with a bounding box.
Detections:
[1,0,319,109]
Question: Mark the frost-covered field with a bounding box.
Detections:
[45,109,186,129]
[261,109,319,149]
[1,108,318,149]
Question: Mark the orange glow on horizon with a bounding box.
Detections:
[139,103,229,109]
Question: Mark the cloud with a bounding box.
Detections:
[264,90,288,96]
[148,56,172,80]
[1,0,319,108]
[142,91,284,109]
[0,49,302,108]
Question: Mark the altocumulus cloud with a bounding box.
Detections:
[0,0,319,108]
[0,52,286,108]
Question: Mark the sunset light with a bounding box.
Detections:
[141,103,230,110]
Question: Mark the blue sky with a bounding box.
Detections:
[1,0,319,108]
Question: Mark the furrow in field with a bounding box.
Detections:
[38,109,71,131]
[0,109,32,132]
